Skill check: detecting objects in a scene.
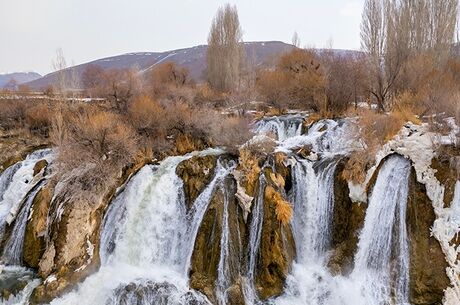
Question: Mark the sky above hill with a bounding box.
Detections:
[0,0,364,75]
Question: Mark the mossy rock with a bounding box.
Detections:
[176,155,218,209]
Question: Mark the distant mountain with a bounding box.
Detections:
[25,42,362,90]
[26,41,296,90]
[0,72,42,88]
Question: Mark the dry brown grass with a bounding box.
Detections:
[51,105,139,203]
[341,151,374,184]
[237,148,261,196]
[25,104,53,137]
[265,185,293,225]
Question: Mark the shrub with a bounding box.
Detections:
[256,49,327,112]
[0,100,27,129]
[51,106,139,203]
[25,104,53,137]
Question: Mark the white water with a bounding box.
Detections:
[0,265,41,305]
[51,150,232,305]
[242,174,266,305]
[255,115,304,141]
[0,149,52,237]
[290,158,338,265]
[276,119,360,157]
[273,154,411,305]
[216,185,231,305]
[2,180,46,265]
[352,155,411,305]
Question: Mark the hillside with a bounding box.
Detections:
[0,72,42,88]
[25,41,296,90]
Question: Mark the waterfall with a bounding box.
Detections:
[2,180,45,265]
[242,174,266,305]
[352,155,411,305]
[50,150,232,305]
[0,149,52,237]
[255,115,303,141]
[273,154,411,305]
[291,158,338,264]
[216,185,231,305]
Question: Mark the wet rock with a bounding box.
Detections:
[32,160,48,177]
[189,176,246,304]
[107,281,209,305]
[189,189,223,303]
[226,281,245,305]
[24,186,52,268]
[254,168,296,300]
[407,168,450,305]
[176,155,217,209]
[431,151,457,207]
[328,159,366,275]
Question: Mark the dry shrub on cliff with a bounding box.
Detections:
[342,107,419,185]
[51,106,138,202]
[265,185,293,225]
[237,148,261,196]
[341,151,374,184]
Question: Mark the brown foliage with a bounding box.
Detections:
[257,49,327,112]
[51,105,138,202]
[25,104,53,137]
[265,185,293,225]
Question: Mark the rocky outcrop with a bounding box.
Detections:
[29,160,148,304]
[254,168,295,300]
[189,175,247,305]
[176,155,218,209]
[108,281,210,305]
[328,159,366,275]
[23,186,53,268]
[407,168,450,305]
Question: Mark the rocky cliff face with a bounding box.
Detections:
[407,167,450,305]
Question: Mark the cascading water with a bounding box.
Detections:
[50,150,233,305]
[242,174,266,305]
[352,155,411,305]
[0,149,52,305]
[2,180,46,265]
[216,185,231,305]
[0,149,52,237]
[255,115,304,141]
[0,266,41,305]
[290,158,338,265]
[267,117,411,305]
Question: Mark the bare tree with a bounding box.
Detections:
[292,31,301,48]
[360,0,458,111]
[206,4,245,92]
[52,48,68,96]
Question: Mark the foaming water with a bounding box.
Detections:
[254,115,304,141]
[51,150,232,305]
[272,154,411,305]
[2,180,46,265]
[0,265,41,305]
[0,149,52,237]
[242,174,266,305]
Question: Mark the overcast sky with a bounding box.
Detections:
[0,0,365,75]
